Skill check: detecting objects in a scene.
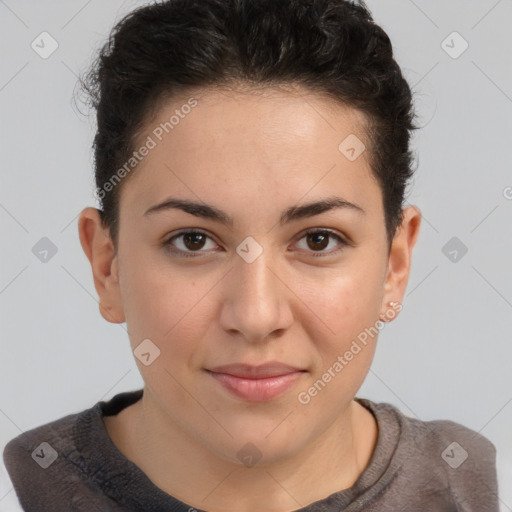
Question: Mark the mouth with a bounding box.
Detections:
[205,363,306,402]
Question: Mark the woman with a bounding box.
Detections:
[2,0,499,510]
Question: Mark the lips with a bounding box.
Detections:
[206,362,306,402]
[208,363,303,379]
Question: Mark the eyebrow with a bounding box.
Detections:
[143,196,365,226]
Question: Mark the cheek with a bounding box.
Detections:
[118,256,217,411]
[118,248,215,356]
[292,258,385,409]
[299,261,385,349]
[295,272,381,413]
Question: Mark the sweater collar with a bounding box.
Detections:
[73,389,408,511]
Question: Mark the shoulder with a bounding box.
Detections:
[364,399,497,462]
[2,390,143,511]
[411,414,498,502]
[3,408,80,469]
[365,399,499,508]
[2,410,82,510]
[404,411,497,475]
[401,407,496,453]
[2,405,120,511]
[2,408,79,470]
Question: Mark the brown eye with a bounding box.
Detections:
[295,229,348,256]
[164,230,218,257]
[183,232,206,250]
[306,232,329,251]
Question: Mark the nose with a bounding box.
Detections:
[219,245,294,343]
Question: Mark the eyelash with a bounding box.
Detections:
[162,228,350,258]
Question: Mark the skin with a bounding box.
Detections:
[78,85,421,512]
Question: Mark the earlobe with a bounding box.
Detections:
[78,207,125,324]
[379,205,422,321]
[379,301,403,322]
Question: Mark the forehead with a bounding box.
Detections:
[119,85,380,220]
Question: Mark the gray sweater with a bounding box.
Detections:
[3,389,499,511]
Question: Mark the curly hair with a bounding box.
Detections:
[80,0,418,251]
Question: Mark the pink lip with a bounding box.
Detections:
[206,363,306,402]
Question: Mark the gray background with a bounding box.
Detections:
[1,0,511,508]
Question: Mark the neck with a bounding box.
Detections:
[104,391,377,512]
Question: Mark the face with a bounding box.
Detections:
[80,86,419,466]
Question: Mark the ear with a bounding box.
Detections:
[379,205,422,321]
[78,207,125,324]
